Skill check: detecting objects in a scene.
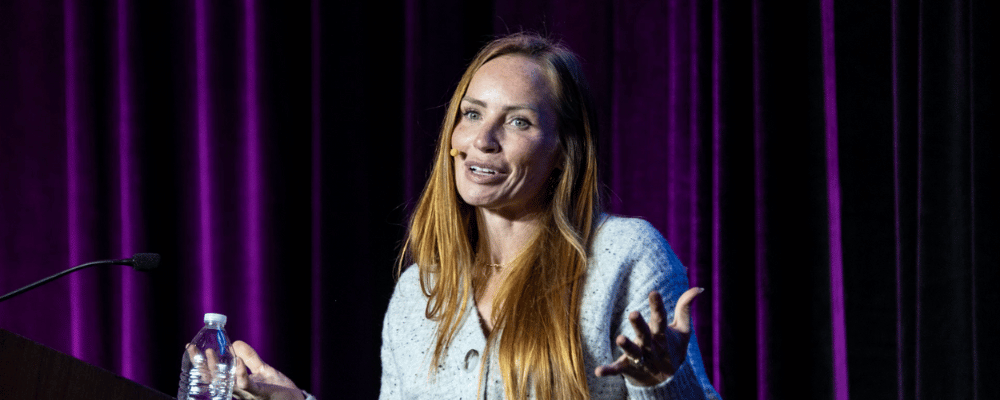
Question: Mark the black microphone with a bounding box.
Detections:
[0,253,161,303]
[129,253,161,271]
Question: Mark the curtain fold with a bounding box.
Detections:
[0,0,994,398]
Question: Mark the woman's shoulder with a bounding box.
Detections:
[592,214,667,249]
[589,213,682,279]
[391,264,424,299]
[585,214,689,319]
[385,264,428,318]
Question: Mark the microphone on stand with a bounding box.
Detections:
[0,253,161,303]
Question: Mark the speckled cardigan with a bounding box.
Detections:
[379,216,722,400]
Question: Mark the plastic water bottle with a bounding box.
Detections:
[178,313,236,400]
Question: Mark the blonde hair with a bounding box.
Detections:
[399,33,601,400]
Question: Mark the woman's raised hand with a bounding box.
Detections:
[594,287,703,386]
[232,340,305,400]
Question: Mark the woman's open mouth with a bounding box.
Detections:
[463,161,507,184]
[470,165,497,175]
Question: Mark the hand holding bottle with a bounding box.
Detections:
[178,313,237,400]
[231,340,305,400]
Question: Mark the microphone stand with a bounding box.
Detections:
[0,255,157,303]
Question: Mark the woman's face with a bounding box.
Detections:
[451,54,561,217]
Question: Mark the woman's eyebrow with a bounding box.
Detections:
[461,96,539,114]
[461,97,487,108]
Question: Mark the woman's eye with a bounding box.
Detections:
[463,110,481,120]
[510,118,531,129]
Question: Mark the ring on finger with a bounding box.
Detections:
[627,354,645,369]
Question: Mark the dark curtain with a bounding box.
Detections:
[0,0,995,399]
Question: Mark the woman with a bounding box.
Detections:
[380,32,718,400]
[232,33,720,400]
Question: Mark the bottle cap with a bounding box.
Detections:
[204,313,228,326]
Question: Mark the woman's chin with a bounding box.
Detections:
[460,194,502,210]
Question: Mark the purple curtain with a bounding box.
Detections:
[1,0,995,399]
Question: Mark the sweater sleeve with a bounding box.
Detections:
[378,267,416,400]
[609,218,722,400]
[378,307,402,400]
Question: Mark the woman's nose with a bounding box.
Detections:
[473,122,501,153]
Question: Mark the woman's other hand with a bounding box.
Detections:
[594,287,703,386]
[232,340,305,400]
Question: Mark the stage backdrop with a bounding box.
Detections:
[0,0,995,399]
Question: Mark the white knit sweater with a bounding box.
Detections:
[379,215,721,399]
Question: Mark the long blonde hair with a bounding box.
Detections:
[399,33,601,400]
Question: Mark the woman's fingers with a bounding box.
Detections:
[616,334,643,360]
[595,287,706,386]
[594,335,667,386]
[233,355,259,399]
[184,343,213,383]
[230,340,304,400]
[669,287,704,334]
[232,342,263,399]
[594,354,631,377]
[205,348,219,379]
[185,343,198,360]
[233,340,271,379]
[627,311,652,348]
[233,341,271,400]
[594,335,643,377]
[648,291,668,336]
[234,355,248,386]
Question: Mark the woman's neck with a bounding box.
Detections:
[476,207,544,265]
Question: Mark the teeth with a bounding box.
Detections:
[470,166,497,175]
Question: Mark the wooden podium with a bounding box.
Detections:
[0,329,174,400]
